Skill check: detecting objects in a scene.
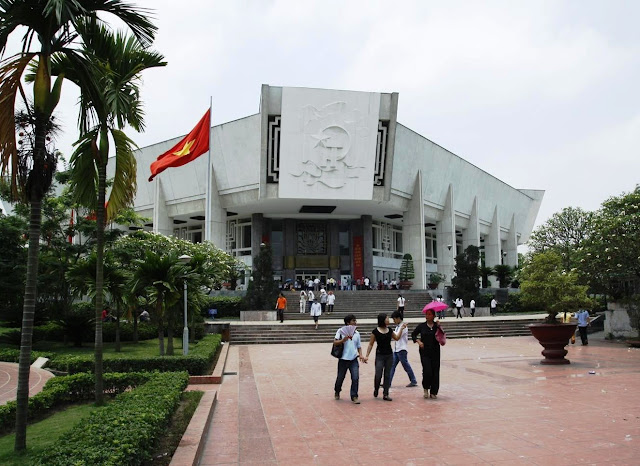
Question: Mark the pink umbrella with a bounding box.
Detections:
[422,301,449,313]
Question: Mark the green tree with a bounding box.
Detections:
[450,245,480,303]
[479,265,494,288]
[493,264,515,288]
[0,212,27,324]
[131,251,186,356]
[581,187,640,299]
[399,253,415,281]
[244,244,279,310]
[57,21,164,403]
[519,251,594,323]
[528,207,593,271]
[0,0,156,449]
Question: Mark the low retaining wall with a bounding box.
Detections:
[604,302,639,339]
[240,310,277,321]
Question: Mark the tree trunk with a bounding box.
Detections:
[115,313,121,352]
[166,306,174,355]
[14,199,42,451]
[132,306,139,344]
[93,134,108,406]
[156,296,164,356]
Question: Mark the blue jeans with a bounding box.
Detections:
[334,357,359,399]
[389,350,417,385]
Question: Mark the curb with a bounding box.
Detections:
[188,343,229,385]
[169,390,217,466]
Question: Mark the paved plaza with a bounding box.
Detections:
[198,332,640,465]
[0,362,53,405]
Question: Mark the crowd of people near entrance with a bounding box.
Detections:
[284,276,408,291]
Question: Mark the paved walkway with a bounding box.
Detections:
[0,362,54,405]
[197,332,640,465]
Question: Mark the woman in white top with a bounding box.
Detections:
[327,291,336,314]
[299,290,308,313]
[310,298,322,329]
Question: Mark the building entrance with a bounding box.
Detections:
[296,270,328,289]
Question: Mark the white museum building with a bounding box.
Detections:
[123,85,544,289]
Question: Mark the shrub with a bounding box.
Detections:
[0,348,52,363]
[48,334,221,375]
[0,372,152,433]
[34,371,189,466]
[201,296,245,318]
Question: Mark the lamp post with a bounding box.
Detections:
[178,254,192,355]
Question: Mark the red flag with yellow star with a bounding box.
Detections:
[148,109,211,181]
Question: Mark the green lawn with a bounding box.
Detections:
[30,338,194,358]
[0,403,98,465]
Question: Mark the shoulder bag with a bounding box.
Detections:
[435,326,446,346]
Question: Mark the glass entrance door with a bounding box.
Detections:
[296,270,328,288]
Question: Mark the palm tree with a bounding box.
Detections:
[66,252,130,351]
[131,251,187,356]
[0,0,157,450]
[56,21,164,404]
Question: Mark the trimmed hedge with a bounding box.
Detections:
[0,372,152,433]
[0,348,52,364]
[48,334,222,375]
[33,371,189,466]
[201,295,245,318]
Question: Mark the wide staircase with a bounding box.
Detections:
[229,318,541,345]
[284,289,435,320]
[229,289,542,344]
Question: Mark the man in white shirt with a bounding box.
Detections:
[455,297,463,319]
[313,277,320,291]
[388,310,418,387]
[470,299,476,317]
[333,314,365,404]
[364,277,370,289]
[397,294,406,319]
[307,289,315,312]
[490,297,498,316]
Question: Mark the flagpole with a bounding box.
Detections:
[205,97,213,243]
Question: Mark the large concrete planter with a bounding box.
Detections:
[240,310,277,321]
[529,323,577,365]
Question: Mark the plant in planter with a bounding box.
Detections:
[428,272,445,290]
[520,251,594,364]
[398,253,415,289]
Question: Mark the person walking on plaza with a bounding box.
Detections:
[310,298,322,330]
[334,314,365,404]
[454,297,463,318]
[576,309,590,345]
[320,288,328,313]
[470,298,476,317]
[389,310,418,388]
[276,292,287,323]
[299,290,308,313]
[397,294,406,319]
[490,296,498,316]
[307,289,315,312]
[364,313,404,401]
[412,308,443,399]
[327,290,336,314]
[436,295,445,319]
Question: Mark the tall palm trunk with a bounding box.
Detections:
[156,295,165,356]
[93,130,109,405]
[166,307,174,355]
[115,309,121,352]
[14,198,42,451]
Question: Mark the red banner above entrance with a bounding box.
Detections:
[353,236,363,279]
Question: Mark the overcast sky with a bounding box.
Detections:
[6,0,640,230]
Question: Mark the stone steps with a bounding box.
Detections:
[229,319,540,345]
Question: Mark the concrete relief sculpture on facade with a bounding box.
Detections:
[280,88,380,199]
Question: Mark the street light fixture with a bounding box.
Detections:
[178,254,192,355]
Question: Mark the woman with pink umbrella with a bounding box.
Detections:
[412,304,447,399]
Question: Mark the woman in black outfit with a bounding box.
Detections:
[364,313,405,401]
[411,308,441,399]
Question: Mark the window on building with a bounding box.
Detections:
[372,221,403,258]
[226,218,252,256]
[425,230,438,264]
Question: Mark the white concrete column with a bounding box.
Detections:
[462,196,480,251]
[404,171,426,289]
[436,184,456,286]
[153,178,174,236]
[205,164,226,250]
[485,206,501,268]
[505,214,518,267]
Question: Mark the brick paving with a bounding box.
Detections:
[0,362,54,405]
[199,332,640,465]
